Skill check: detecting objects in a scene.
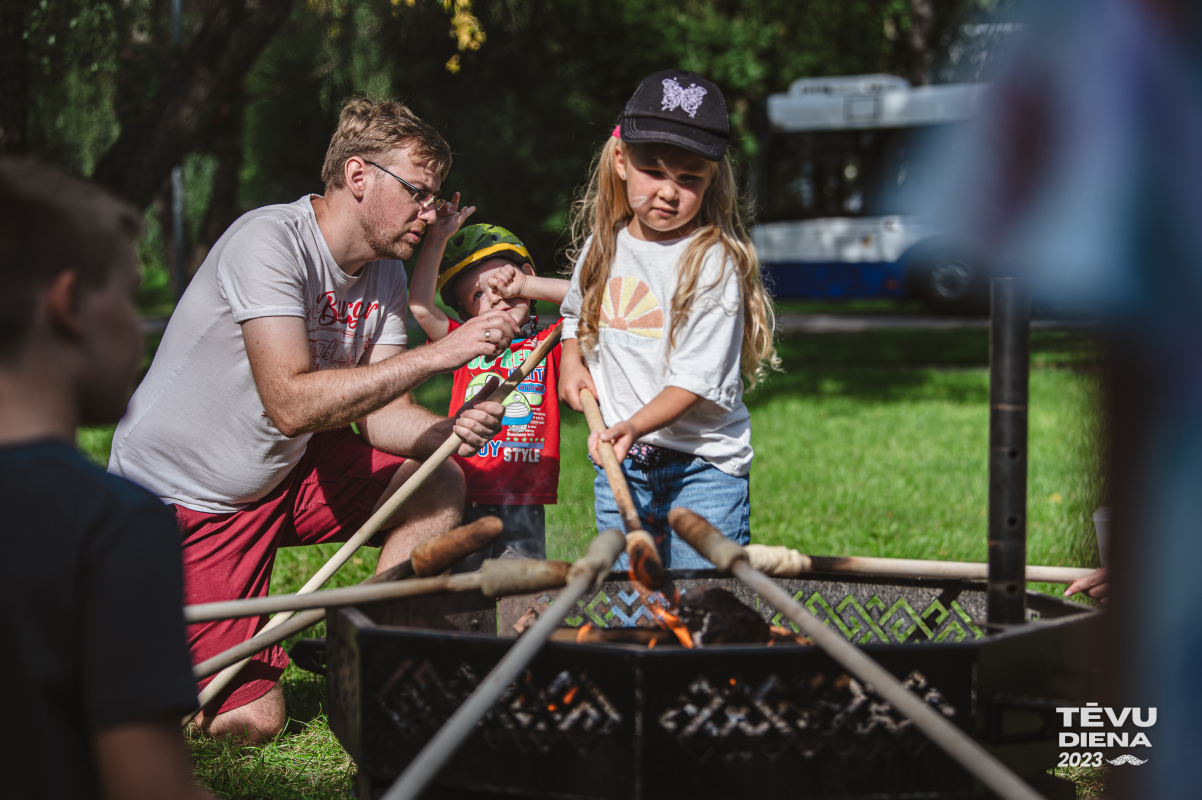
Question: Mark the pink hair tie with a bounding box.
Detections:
[612,125,621,139]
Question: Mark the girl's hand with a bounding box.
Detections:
[558,349,597,413]
[1064,567,1109,604]
[589,420,641,463]
[428,192,476,242]
[488,265,528,299]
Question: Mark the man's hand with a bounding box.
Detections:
[1064,567,1109,604]
[488,265,528,299]
[449,374,506,457]
[452,400,506,456]
[427,192,475,244]
[432,309,520,371]
[558,339,597,412]
[589,420,641,463]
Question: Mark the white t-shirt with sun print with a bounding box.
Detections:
[560,227,752,477]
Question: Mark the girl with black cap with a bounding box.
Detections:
[559,70,779,568]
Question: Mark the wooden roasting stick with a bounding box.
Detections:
[744,544,1093,584]
[191,516,503,680]
[184,558,571,623]
[578,388,666,589]
[186,324,563,722]
[382,530,626,800]
[670,509,1044,800]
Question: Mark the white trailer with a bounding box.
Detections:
[753,74,989,312]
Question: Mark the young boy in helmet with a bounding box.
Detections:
[410,200,568,563]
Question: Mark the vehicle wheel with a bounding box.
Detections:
[907,248,988,315]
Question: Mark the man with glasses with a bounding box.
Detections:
[109,98,520,742]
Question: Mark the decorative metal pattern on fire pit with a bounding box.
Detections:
[554,576,984,644]
[376,658,621,756]
[658,669,956,763]
[771,590,983,644]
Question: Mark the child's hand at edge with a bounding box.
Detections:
[427,192,476,243]
[1064,566,1109,604]
[558,339,597,412]
[589,420,640,463]
[488,264,527,299]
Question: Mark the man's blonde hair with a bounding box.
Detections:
[321,98,452,189]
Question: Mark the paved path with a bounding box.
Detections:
[776,314,1098,334]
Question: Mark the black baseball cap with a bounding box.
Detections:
[618,70,730,161]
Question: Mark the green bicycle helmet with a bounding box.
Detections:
[437,224,534,313]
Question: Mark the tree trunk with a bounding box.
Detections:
[905,0,937,86]
[191,92,246,271]
[92,0,295,207]
[0,0,28,155]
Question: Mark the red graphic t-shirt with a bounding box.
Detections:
[446,319,562,505]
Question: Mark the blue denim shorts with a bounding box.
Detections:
[593,453,750,570]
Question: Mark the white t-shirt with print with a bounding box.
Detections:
[560,227,752,477]
[109,196,409,513]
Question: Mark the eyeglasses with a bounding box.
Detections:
[364,160,448,212]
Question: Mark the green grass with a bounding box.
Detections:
[75,326,1106,799]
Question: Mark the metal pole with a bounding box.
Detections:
[987,277,1030,625]
[171,0,186,301]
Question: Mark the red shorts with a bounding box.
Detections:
[175,427,406,716]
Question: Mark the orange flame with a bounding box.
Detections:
[648,603,694,649]
[576,623,592,644]
[563,687,578,704]
[628,578,692,648]
[648,638,657,650]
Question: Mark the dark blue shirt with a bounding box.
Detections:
[0,441,197,800]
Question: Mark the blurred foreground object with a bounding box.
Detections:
[924,1,1202,796]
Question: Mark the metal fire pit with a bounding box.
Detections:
[326,570,1101,800]
[328,279,1098,799]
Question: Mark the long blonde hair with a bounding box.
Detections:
[566,136,779,389]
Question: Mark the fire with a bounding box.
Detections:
[563,687,578,704]
[647,638,657,650]
[576,623,592,643]
[648,603,694,649]
[628,576,693,648]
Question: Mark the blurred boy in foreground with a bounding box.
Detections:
[0,160,213,800]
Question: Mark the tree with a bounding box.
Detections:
[91,0,295,207]
[16,0,980,279]
[0,0,29,155]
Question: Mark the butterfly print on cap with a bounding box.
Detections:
[661,77,708,119]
